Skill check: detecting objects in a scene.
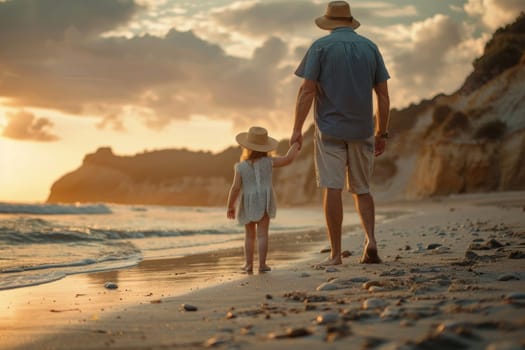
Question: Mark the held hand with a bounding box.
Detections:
[375,136,386,157]
[290,130,303,150]
[227,207,235,219]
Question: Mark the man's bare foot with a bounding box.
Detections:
[258,265,272,272]
[360,246,382,264]
[315,257,342,268]
[242,265,253,272]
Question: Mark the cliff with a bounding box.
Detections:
[47,14,525,206]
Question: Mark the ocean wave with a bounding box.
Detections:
[0,217,237,244]
[0,202,112,215]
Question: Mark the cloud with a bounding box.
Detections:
[212,1,322,37]
[384,14,483,107]
[465,0,524,29]
[2,111,59,142]
[0,0,293,132]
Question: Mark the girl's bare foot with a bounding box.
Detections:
[259,265,271,272]
[242,264,253,272]
[315,257,342,268]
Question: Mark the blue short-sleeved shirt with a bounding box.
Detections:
[295,27,390,140]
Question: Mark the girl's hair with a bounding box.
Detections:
[240,147,270,161]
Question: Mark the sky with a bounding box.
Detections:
[0,0,523,202]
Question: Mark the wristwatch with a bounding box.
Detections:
[377,132,389,139]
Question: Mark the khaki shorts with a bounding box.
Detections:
[314,127,375,194]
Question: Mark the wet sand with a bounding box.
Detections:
[1,191,524,350]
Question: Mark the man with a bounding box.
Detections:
[291,1,390,265]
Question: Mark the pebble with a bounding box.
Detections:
[497,273,520,281]
[508,250,525,259]
[104,282,118,290]
[362,298,388,310]
[180,304,198,311]
[380,306,401,319]
[268,327,312,339]
[320,247,331,253]
[363,280,382,290]
[325,267,339,273]
[316,312,339,324]
[325,321,351,342]
[380,268,405,277]
[300,272,310,278]
[349,277,370,283]
[465,250,479,260]
[369,286,387,292]
[504,292,525,306]
[204,335,229,347]
[427,243,442,250]
[316,282,339,291]
[431,246,450,254]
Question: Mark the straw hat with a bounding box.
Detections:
[315,1,360,30]
[236,126,279,152]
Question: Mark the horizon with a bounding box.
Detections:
[1,0,524,202]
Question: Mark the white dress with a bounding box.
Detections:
[236,157,277,225]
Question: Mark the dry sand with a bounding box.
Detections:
[1,191,524,350]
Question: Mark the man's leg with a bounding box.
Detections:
[321,187,343,265]
[353,192,381,263]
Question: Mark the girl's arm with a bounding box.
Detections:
[272,142,300,168]
[226,169,241,219]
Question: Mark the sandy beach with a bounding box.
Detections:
[1,191,524,350]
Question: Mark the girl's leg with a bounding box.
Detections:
[256,214,271,271]
[243,223,256,271]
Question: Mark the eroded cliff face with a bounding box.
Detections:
[403,59,525,199]
[47,15,525,206]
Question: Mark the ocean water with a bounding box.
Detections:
[0,202,330,291]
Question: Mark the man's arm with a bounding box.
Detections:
[291,79,316,149]
[373,80,390,156]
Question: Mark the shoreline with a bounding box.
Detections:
[1,191,524,349]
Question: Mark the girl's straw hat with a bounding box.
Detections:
[315,1,360,30]
[236,126,279,152]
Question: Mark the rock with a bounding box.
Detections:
[465,250,479,260]
[316,312,339,325]
[380,268,405,277]
[504,292,525,306]
[204,335,230,347]
[362,298,388,310]
[104,282,118,290]
[300,272,310,278]
[325,267,339,273]
[363,280,382,290]
[225,311,236,319]
[180,303,198,311]
[316,282,339,291]
[469,242,487,250]
[369,286,387,292]
[508,250,525,259]
[497,273,520,281]
[325,321,351,342]
[320,247,331,253]
[265,294,273,300]
[432,246,450,254]
[349,277,370,283]
[380,307,401,320]
[486,239,504,248]
[269,327,312,339]
[427,243,442,250]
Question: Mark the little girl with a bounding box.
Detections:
[226,126,300,272]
